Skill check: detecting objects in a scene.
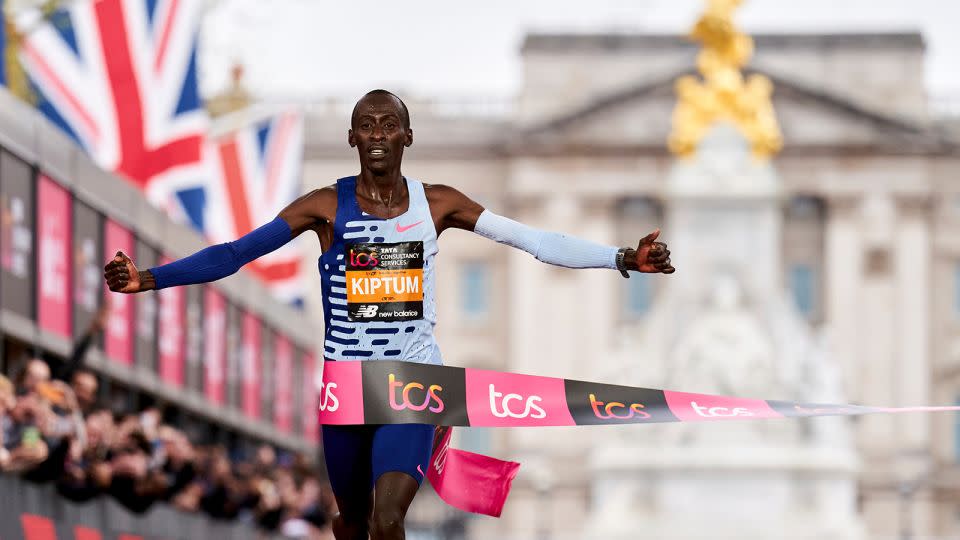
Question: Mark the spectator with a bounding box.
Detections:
[200,450,243,519]
[52,304,109,384]
[15,358,50,396]
[50,304,108,417]
[298,476,334,531]
[0,374,15,470]
[107,427,156,513]
[24,379,83,483]
[57,407,113,502]
[69,369,99,417]
[2,392,50,473]
[254,443,276,475]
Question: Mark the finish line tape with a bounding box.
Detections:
[317,360,960,517]
[318,360,960,427]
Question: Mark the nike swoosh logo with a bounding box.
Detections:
[395,220,424,233]
[416,464,424,477]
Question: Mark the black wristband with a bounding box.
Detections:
[615,248,630,278]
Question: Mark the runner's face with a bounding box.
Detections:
[349,95,411,174]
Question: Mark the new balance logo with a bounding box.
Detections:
[355,305,379,318]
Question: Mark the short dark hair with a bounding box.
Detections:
[351,89,410,130]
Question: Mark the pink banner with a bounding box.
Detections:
[464,368,575,427]
[241,311,261,419]
[274,334,294,432]
[663,390,781,421]
[315,360,363,426]
[157,256,184,386]
[427,427,519,518]
[103,220,134,365]
[203,288,227,405]
[37,175,72,339]
[302,353,319,442]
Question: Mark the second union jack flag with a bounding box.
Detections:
[205,109,305,303]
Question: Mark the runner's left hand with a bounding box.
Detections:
[633,229,674,274]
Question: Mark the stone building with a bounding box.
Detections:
[302,32,960,540]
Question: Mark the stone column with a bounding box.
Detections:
[824,195,863,401]
[893,195,932,445]
[575,195,619,381]
[857,193,898,447]
[894,194,935,538]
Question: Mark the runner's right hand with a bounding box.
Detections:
[104,251,142,293]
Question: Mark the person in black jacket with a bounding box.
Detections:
[52,304,109,416]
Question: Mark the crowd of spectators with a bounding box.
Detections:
[0,306,335,539]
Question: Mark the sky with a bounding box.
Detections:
[199,0,960,104]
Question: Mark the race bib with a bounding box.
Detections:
[345,242,424,321]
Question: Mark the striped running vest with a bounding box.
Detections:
[319,176,442,364]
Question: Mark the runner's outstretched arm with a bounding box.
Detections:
[430,184,674,275]
[104,187,336,293]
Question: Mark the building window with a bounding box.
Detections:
[787,196,824,220]
[790,264,816,318]
[623,274,652,318]
[954,263,960,317]
[950,194,960,217]
[461,262,489,318]
[620,197,660,220]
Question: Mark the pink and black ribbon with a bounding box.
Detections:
[318,360,960,517]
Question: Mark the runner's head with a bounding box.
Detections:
[352,90,410,130]
[349,90,413,174]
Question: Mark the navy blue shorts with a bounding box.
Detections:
[321,423,435,501]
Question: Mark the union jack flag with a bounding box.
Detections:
[13,0,208,229]
[205,109,305,303]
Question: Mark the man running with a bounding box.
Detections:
[104,89,674,540]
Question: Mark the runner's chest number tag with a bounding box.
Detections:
[345,242,424,321]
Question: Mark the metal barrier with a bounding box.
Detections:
[0,474,286,540]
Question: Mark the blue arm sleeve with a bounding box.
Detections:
[473,210,618,269]
[149,217,293,289]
